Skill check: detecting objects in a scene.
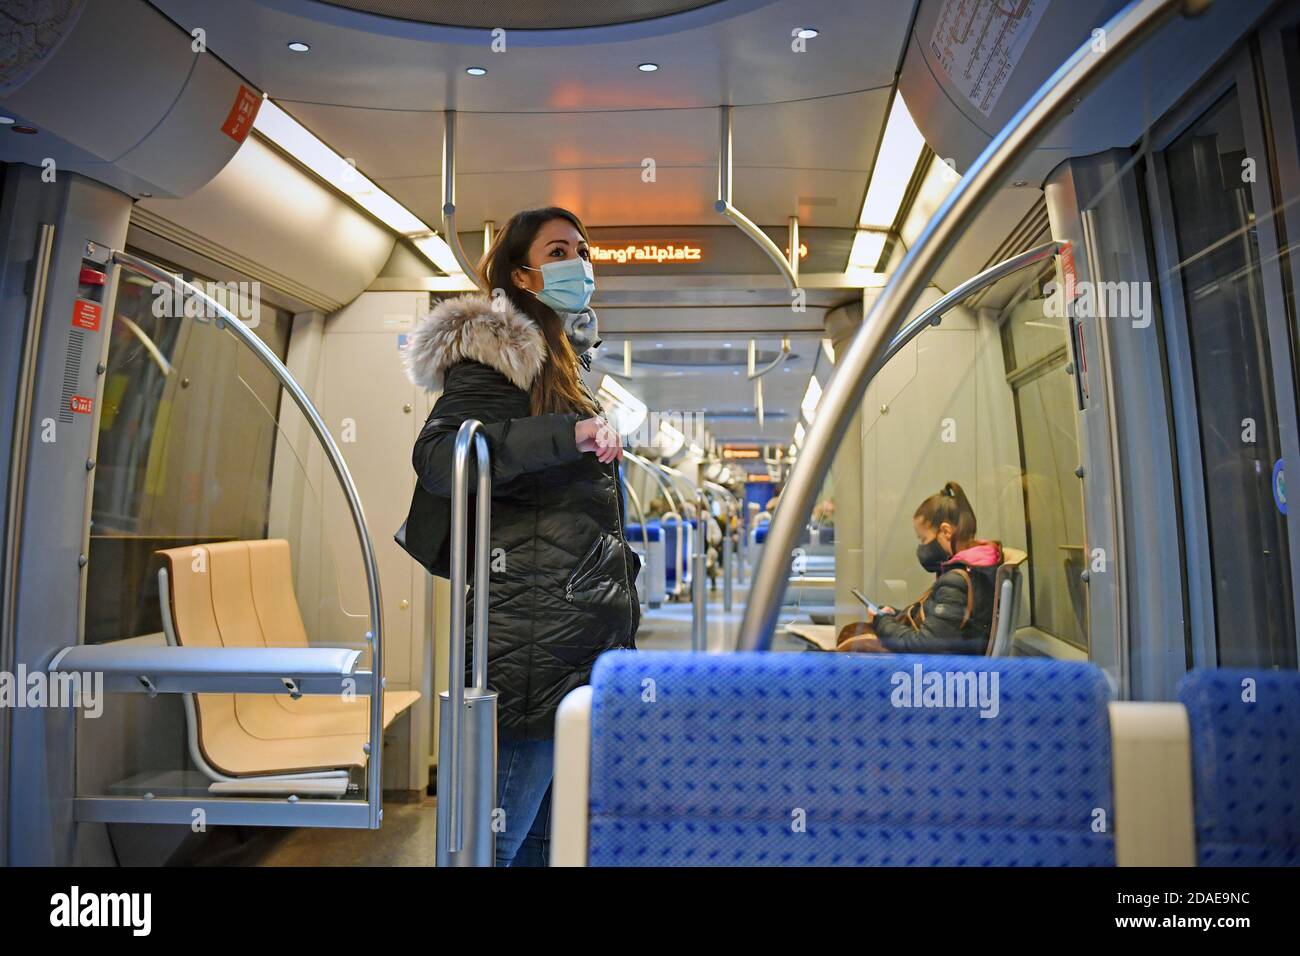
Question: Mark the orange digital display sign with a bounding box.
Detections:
[590,242,703,265]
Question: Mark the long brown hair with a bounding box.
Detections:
[479,207,596,417]
[914,480,977,549]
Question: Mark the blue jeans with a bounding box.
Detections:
[495,737,553,867]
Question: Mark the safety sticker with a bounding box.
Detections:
[221,84,262,143]
[71,299,101,331]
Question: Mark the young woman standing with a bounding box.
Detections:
[402,207,640,866]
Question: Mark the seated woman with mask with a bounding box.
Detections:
[837,481,1001,655]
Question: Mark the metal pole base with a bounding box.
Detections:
[435,688,498,866]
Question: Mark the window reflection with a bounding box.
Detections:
[85,252,292,644]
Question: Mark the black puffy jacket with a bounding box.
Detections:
[873,543,1002,655]
[400,294,640,740]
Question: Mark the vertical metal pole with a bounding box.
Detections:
[722,502,734,614]
[788,215,800,286]
[692,489,708,651]
[737,505,747,585]
[718,105,732,207]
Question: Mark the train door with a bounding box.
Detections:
[1146,37,1300,673]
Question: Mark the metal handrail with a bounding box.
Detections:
[702,480,739,610]
[658,464,706,590]
[692,488,709,651]
[442,110,485,287]
[737,0,1194,651]
[747,337,792,380]
[621,475,652,610]
[111,250,387,826]
[716,105,799,289]
[446,420,491,853]
[624,451,690,596]
[874,239,1064,374]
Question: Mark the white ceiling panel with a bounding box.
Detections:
[151,0,907,112]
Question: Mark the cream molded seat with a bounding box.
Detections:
[157,540,418,785]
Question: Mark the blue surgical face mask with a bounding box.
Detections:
[523,256,595,314]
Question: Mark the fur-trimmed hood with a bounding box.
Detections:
[403,293,547,392]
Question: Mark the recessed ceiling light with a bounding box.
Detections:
[796,28,819,39]
[466,67,487,76]
[0,116,14,125]
[723,342,732,348]
[287,41,310,52]
[655,342,663,348]
[637,62,659,72]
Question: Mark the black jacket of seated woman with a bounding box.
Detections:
[840,481,1001,655]
[398,208,639,866]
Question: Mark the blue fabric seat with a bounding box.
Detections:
[753,523,812,546]
[587,651,1116,866]
[1178,668,1300,866]
[623,522,662,542]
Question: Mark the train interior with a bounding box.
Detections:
[1,0,1298,867]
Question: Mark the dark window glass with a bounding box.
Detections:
[1165,90,1297,668]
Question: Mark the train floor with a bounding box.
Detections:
[188,577,756,866]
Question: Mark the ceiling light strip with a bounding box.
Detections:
[252,98,462,275]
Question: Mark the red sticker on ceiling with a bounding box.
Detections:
[221,84,262,143]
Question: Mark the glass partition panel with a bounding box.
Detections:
[79,254,378,809]
[773,250,1076,657]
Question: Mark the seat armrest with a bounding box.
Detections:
[1109,701,1196,866]
[550,685,593,867]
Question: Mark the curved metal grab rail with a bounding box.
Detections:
[703,478,744,592]
[442,110,486,287]
[112,250,387,827]
[658,464,707,590]
[737,0,1195,651]
[624,451,691,596]
[716,105,799,289]
[747,337,792,380]
[873,239,1064,374]
[620,472,652,609]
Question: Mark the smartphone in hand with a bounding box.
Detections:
[850,587,883,616]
